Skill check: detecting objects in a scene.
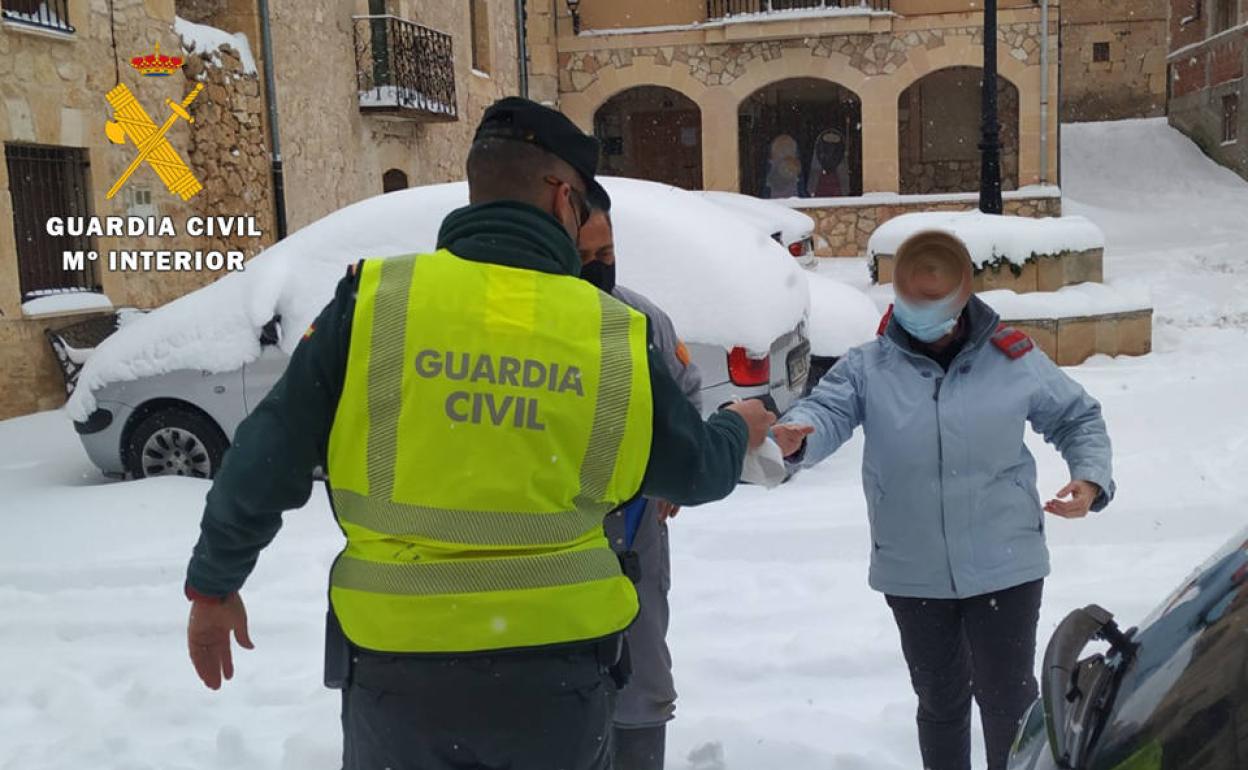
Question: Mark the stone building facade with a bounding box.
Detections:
[525,0,1062,256]
[1167,0,1247,180]
[1060,0,1168,122]
[0,0,520,419]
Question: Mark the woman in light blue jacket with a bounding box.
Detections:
[773,230,1115,770]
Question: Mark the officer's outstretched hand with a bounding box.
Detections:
[724,399,777,450]
[188,592,254,690]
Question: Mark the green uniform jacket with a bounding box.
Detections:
[186,202,748,598]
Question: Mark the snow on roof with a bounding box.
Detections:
[805,273,880,357]
[66,179,808,420]
[697,190,815,246]
[175,16,258,75]
[868,211,1106,269]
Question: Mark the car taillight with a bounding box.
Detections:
[728,347,771,386]
[788,241,804,257]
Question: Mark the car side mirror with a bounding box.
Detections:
[1042,604,1136,769]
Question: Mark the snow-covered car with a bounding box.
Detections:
[698,190,818,269]
[802,271,881,392]
[1008,527,1248,770]
[66,178,811,479]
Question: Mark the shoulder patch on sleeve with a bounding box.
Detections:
[675,340,692,368]
[991,324,1034,360]
[876,305,894,337]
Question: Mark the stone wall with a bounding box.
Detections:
[1060,0,1167,122]
[560,23,1045,94]
[181,44,274,267]
[1012,309,1153,367]
[269,0,521,232]
[799,193,1062,257]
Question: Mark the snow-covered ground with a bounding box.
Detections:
[4,118,1248,769]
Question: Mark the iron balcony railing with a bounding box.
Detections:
[707,0,890,19]
[1,0,75,34]
[353,14,458,122]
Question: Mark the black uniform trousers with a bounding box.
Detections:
[886,579,1043,770]
[340,641,620,770]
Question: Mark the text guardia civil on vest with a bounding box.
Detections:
[415,350,586,431]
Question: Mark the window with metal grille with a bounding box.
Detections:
[1,0,75,33]
[1224,94,1240,143]
[470,0,491,74]
[1093,42,1110,63]
[4,144,99,302]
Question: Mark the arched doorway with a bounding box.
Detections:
[738,78,863,199]
[593,86,703,190]
[383,168,408,193]
[897,67,1020,195]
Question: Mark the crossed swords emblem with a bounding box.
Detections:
[104,82,205,201]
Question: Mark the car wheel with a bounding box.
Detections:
[124,408,228,480]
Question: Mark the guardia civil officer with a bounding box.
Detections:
[182,98,776,770]
[773,230,1116,770]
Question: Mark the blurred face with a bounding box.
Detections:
[893,231,973,306]
[891,233,974,345]
[895,247,966,303]
[577,210,615,267]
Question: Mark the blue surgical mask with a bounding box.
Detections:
[893,291,963,343]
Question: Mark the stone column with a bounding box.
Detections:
[861,87,899,193]
[700,88,739,192]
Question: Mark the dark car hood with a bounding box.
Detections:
[1086,526,1248,769]
[1010,526,1248,770]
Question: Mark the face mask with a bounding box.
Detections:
[580,260,616,294]
[892,290,963,343]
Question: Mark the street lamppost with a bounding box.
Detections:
[979,0,1003,214]
[566,0,581,35]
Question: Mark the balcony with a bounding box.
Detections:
[706,0,890,19]
[352,15,458,122]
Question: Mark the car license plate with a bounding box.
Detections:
[787,344,811,390]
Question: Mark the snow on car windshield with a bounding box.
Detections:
[66,179,808,420]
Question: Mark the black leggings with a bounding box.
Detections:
[887,579,1043,770]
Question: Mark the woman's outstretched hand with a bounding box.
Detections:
[1045,480,1101,519]
[772,423,815,458]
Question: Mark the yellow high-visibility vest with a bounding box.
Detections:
[327,250,653,653]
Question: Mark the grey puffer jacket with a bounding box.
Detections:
[783,296,1116,600]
